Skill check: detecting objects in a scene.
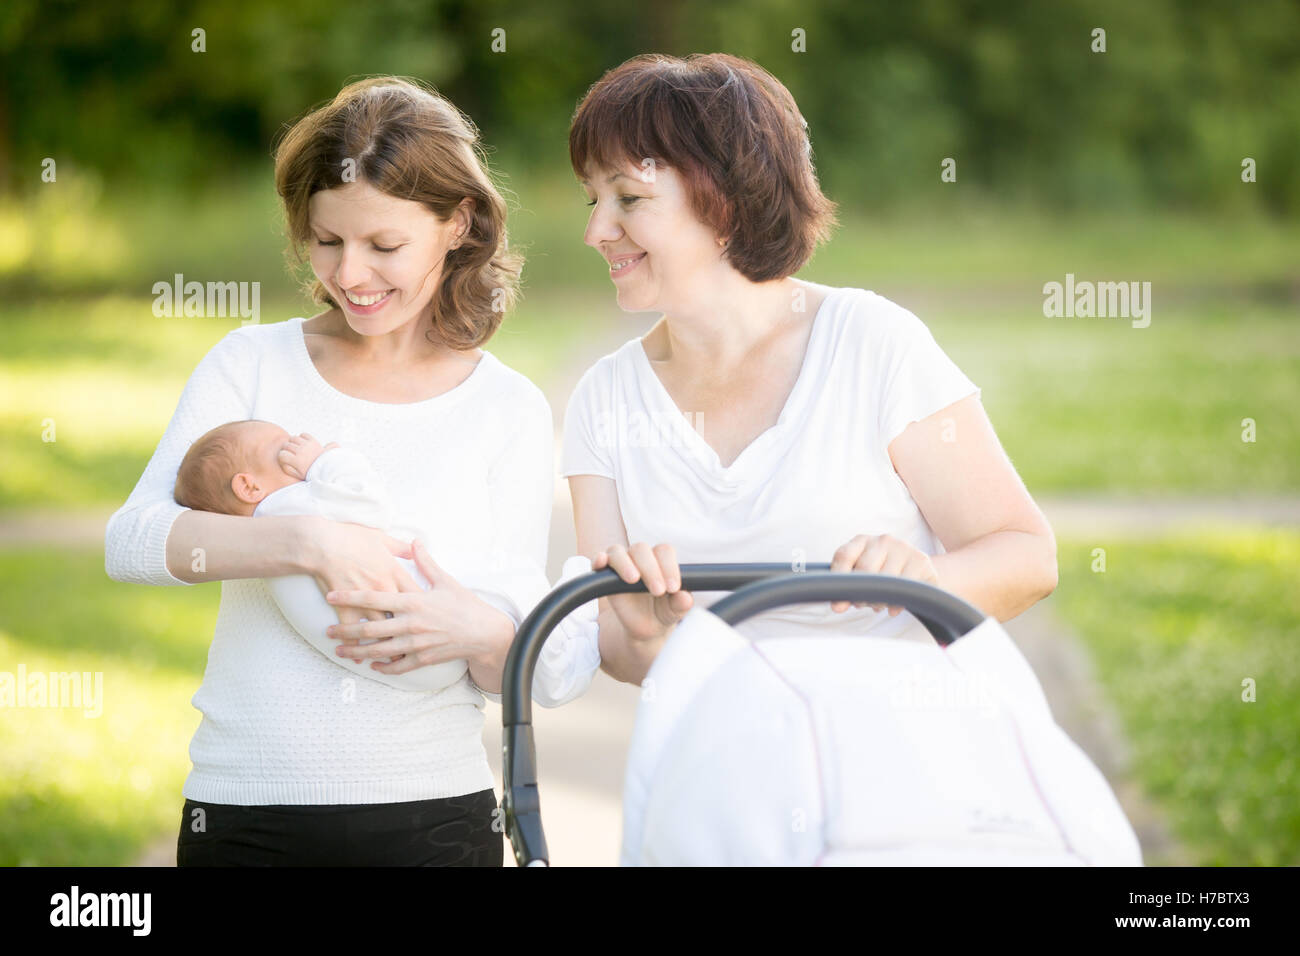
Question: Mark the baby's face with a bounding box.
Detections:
[232,422,298,502]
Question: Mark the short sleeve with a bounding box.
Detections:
[560,362,615,479]
[874,297,980,448]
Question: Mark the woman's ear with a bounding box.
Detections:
[451,197,475,247]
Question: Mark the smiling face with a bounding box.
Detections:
[308,179,470,336]
[580,160,727,315]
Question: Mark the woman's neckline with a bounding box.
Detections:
[630,284,842,476]
[290,316,493,410]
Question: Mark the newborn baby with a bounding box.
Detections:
[173,418,518,693]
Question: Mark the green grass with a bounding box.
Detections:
[920,300,1300,494]
[806,199,1300,292]
[1054,529,1300,866]
[3,294,1294,509]
[0,548,217,865]
[0,291,620,509]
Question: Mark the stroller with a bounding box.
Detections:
[501,564,1142,867]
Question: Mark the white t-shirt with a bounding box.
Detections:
[560,286,981,643]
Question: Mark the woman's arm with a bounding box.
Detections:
[465,386,556,693]
[105,329,261,587]
[571,474,642,681]
[888,393,1058,620]
[163,510,317,583]
[570,474,689,685]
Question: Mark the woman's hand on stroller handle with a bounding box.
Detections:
[592,541,695,642]
[593,535,942,624]
[829,533,940,617]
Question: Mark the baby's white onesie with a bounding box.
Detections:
[254,445,561,693]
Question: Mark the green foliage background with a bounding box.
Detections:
[3,0,1298,213]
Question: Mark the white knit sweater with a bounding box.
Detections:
[104,316,597,805]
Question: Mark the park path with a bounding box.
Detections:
[5,310,1291,865]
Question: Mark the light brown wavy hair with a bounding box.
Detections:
[273,77,522,349]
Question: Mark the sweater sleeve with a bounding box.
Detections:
[104,328,259,586]
[464,380,555,658]
[469,382,601,708]
[484,382,554,606]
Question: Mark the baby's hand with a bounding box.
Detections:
[278,433,341,481]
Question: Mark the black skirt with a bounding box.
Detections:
[175,790,503,867]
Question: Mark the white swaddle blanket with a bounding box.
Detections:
[254,446,590,697]
[621,607,1142,866]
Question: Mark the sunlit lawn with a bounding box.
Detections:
[6,169,1300,298]
[0,548,215,866]
[920,300,1299,494]
[1054,529,1300,865]
[0,291,614,509]
[2,293,1295,509]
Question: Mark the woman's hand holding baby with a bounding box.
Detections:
[303,517,415,634]
[278,432,340,481]
[322,540,515,682]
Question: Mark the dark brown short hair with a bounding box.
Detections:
[174,420,270,514]
[274,77,522,350]
[569,53,837,282]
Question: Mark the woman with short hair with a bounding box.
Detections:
[562,53,1058,683]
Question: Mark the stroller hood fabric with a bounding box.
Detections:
[620,607,1142,866]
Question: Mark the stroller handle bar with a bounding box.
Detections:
[501,562,989,867]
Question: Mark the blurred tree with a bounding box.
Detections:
[1,0,1295,213]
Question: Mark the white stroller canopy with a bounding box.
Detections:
[621,608,1143,866]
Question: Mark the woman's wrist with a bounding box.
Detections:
[596,609,665,685]
[466,599,516,669]
[287,515,325,575]
[464,598,516,692]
